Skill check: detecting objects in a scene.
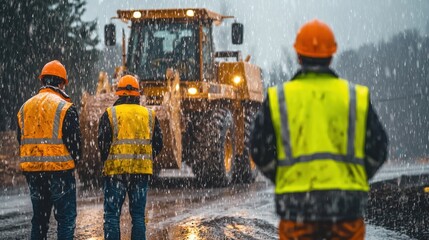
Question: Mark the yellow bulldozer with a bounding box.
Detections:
[79,8,264,187]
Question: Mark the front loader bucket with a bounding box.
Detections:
[79,92,117,188]
[151,71,182,170]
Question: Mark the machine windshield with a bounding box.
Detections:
[127,21,199,81]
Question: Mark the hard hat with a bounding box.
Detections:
[116,75,140,97]
[294,19,337,58]
[39,60,68,85]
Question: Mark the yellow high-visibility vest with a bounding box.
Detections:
[17,88,74,172]
[268,74,370,194]
[104,104,155,175]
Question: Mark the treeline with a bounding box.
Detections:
[268,29,429,160]
[336,29,429,160]
[0,0,99,131]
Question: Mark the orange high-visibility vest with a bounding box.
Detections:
[17,88,74,172]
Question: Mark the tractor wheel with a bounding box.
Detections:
[191,108,236,187]
[234,105,258,183]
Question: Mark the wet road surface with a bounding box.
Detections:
[1,174,415,240]
[1,177,278,240]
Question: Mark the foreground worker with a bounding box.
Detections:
[17,60,81,240]
[98,75,163,240]
[250,20,388,239]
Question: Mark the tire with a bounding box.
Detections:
[190,108,236,187]
[233,105,259,183]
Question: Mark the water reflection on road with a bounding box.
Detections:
[0,176,416,240]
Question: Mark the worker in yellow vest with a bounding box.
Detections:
[17,60,81,240]
[98,74,163,240]
[250,20,388,239]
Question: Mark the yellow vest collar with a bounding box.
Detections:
[291,67,338,80]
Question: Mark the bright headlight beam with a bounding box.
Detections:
[188,87,198,95]
[233,76,242,84]
[133,11,142,19]
[186,9,195,17]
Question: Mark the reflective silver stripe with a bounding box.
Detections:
[19,106,24,136]
[107,154,152,160]
[347,83,356,158]
[277,82,359,167]
[259,159,277,173]
[277,152,364,167]
[148,109,153,138]
[20,155,71,162]
[111,107,118,139]
[52,101,66,139]
[21,138,63,145]
[111,139,151,145]
[277,84,293,161]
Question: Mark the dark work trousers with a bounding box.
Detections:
[104,174,149,240]
[24,171,77,240]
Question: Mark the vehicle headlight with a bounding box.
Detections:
[233,75,242,84]
[187,87,198,95]
[186,9,195,17]
[133,11,142,19]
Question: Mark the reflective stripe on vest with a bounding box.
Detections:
[110,107,153,140]
[18,91,74,171]
[107,154,152,160]
[276,82,359,166]
[20,156,71,162]
[269,77,369,193]
[111,139,151,145]
[105,104,154,175]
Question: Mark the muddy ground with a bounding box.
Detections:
[1,177,279,240]
[1,131,424,239]
[0,178,415,240]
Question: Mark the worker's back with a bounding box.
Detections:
[251,19,388,240]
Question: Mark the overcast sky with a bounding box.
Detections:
[83,0,429,69]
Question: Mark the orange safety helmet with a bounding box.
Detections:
[39,60,68,85]
[294,19,337,58]
[116,75,140,97]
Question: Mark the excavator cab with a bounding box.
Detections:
[127,21,199,81]
[104,9,243,83]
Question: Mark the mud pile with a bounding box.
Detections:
[0,131,25,190]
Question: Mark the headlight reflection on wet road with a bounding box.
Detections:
[176,218,205,240]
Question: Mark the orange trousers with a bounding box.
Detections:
[279,218,365,240]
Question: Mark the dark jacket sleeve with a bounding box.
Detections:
[62,106,82,162]
[152,117,163,159]
[250,94,277,183]
[98,111,112,163]
[364,101,388,179]
[16,120,21,145]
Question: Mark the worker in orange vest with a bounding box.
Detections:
[98,75,163,240]
[17,60,81,240]
[250,20,388,239]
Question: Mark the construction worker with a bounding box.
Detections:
[17,60,81,240]
[250,20,388,239]
[98,74,163,240]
